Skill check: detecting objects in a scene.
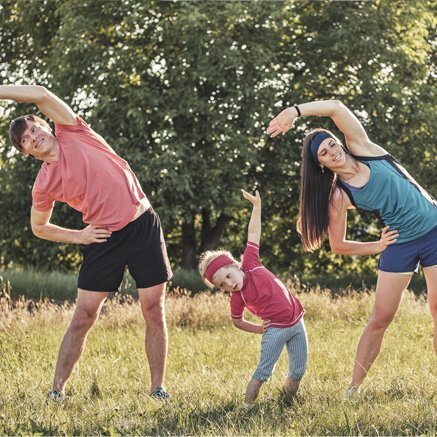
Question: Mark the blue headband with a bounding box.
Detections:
[309,132,333,165]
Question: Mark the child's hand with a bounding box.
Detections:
[260,319,271,333]
[241,189,261,207]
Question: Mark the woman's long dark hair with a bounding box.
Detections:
[297,128,341,252]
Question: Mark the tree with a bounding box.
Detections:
[0,0,435,281]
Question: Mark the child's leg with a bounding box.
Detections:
[249,327,288,402]
[284,319,308,399]
[283,377,301,398]
[245,378,264,403]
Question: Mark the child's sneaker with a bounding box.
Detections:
[47,389,65,401]
[344,386,361,399]
[151,386,170,400]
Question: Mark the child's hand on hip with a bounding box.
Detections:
[261,319,271,333]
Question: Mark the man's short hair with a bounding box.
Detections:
[9,114,50,153]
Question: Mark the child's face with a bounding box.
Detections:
[212,265,244,292]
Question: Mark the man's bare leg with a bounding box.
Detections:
[52,290,108,393]
[138,283,168,392]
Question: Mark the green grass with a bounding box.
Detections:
[0,268,77,301]
[0,289,435,435]
[0,266,427,302]
[0,268,209,301]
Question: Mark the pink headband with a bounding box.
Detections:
[204,255,234,282]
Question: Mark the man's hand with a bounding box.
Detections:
[79,225,112,245]
[241,189,261,208]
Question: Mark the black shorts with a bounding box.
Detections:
[78,209,173,292]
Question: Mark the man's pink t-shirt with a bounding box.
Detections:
[230,242,304,328]
[32,117,150,231]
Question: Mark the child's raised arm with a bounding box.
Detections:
[241,189,261,245]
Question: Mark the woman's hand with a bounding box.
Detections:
[378,226,399,252]
[266,107,298,138]
[241,189,261,208]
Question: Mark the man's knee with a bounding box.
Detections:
[69,307,99,334]
[141,298,166,326]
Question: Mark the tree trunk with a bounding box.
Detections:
[181,218,197,269]
[181,210,230,270]
[200,209,229,252]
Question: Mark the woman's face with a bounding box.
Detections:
[316,137,346,170]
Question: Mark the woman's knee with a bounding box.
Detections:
[368,310,395,331]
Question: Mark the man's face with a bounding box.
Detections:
[20,120,57,159]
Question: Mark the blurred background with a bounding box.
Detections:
[0,0,435,298]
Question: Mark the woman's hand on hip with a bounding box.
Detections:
[378,226,399,252]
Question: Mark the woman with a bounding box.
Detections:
[267,100,437,395]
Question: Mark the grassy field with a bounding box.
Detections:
[0,287,436,436]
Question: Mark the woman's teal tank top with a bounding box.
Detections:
[337,155,437,244]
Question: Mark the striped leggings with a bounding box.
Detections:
[252,318,308,382]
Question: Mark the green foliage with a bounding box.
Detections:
[0,1,435,279]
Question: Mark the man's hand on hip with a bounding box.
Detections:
[80,225,112,245]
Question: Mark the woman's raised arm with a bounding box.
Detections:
[267,100,386,156]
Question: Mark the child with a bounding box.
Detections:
[198,190,308,403]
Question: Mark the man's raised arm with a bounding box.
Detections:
[0,85,77,125]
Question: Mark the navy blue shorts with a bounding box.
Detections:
[378,226,437,274]
[78,209,173,292]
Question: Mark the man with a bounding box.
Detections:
[1,84,173,400]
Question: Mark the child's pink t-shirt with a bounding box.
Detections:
[32,117,150,231]
[230,242,304,328]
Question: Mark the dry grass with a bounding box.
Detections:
[0,284,435,435]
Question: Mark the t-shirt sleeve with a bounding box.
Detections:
[32,183,55,211]
[55,116,116,153]
[54,116,88,133]
[230,293,246,320]
[241,241,262,270]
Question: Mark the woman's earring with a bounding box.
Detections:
[321,166,325,173]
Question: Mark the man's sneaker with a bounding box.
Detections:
[151,386,170,400]
[344,386,361,399]
[47,389,65,401]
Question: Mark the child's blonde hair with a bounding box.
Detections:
[198,250,240,288]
